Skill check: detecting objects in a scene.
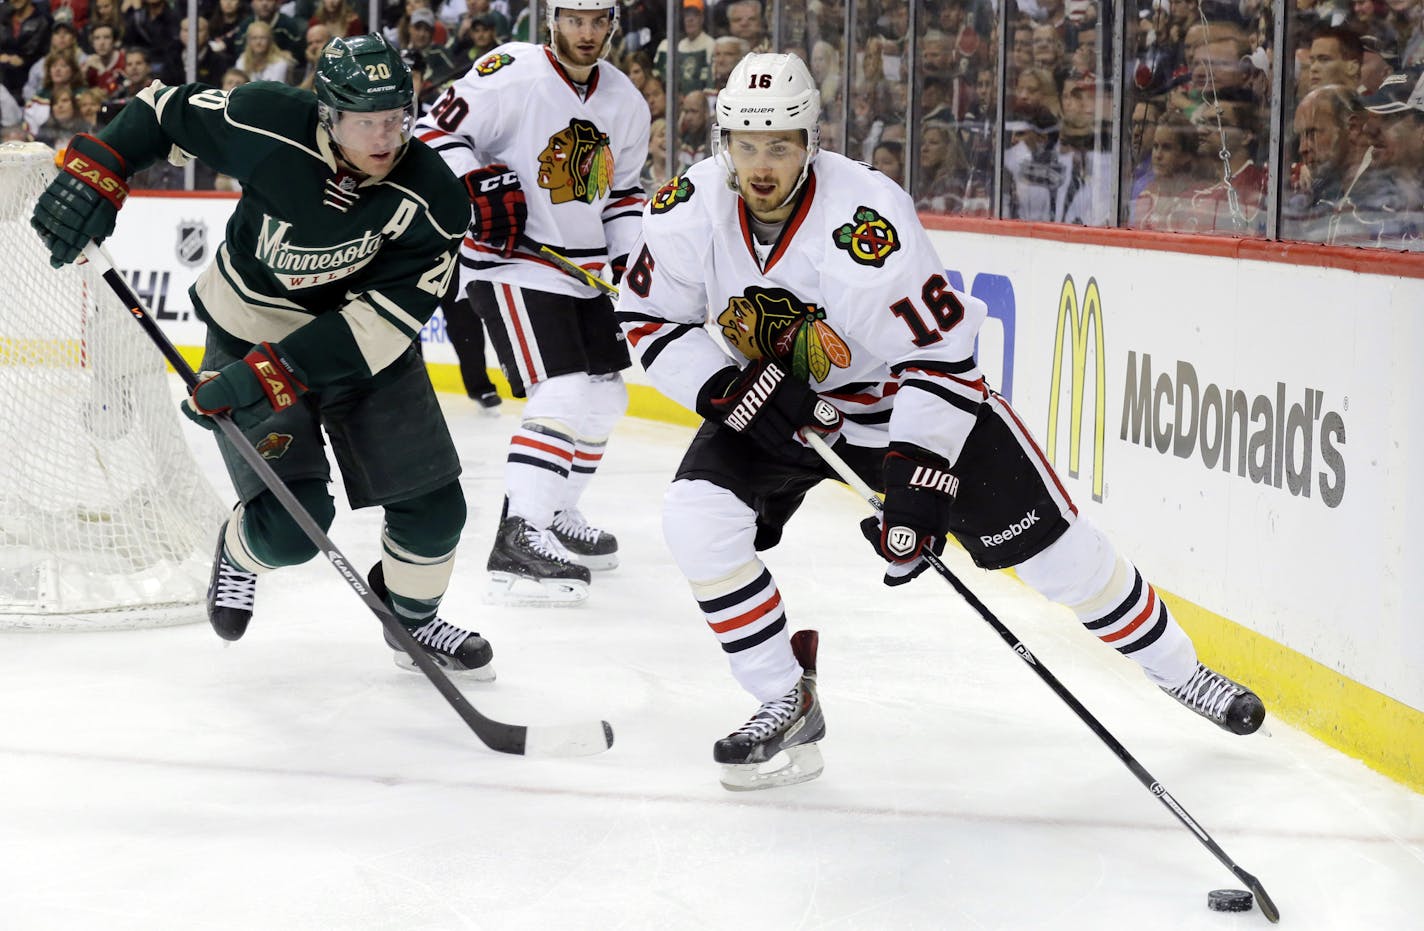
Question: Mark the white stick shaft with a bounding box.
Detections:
[801,430,881,512]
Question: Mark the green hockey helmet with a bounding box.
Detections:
[314,34,416,158]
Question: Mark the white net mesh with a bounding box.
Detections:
[0,142,227,630]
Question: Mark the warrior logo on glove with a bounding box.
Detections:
[885,525,919,558]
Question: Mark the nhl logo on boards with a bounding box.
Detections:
[650,174,694,213]
[176,220,207,267]
[476,52,514,75]
[833,206,900,267]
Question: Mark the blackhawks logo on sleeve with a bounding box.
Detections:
[717,287,852,383]
[650,174,694,213]
[475,52,514,76]
[833,206,901,267]
[537,118,613,204]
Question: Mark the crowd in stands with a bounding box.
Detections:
[4,0,1422,250]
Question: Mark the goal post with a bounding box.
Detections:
[0,141,227,630]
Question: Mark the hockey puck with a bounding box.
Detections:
[1207,889,1254,912]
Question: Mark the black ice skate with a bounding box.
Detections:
[1162,662,1265,735]
[486,515,591,606]
[368,563,495,680]
[715,629,825,791]
[471,388,501,416]
[550,508,619,571]
[207,520,256,642]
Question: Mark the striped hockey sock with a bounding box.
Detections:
[505,421,576,529]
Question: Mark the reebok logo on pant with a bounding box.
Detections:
[980,510,1039,547]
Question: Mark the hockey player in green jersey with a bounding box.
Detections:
[29,34,495,677]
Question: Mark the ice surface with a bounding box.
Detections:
[2,394,1421,930]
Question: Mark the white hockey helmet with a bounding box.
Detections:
[546,0,619,63]
[712,53,822,207]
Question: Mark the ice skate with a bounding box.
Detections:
[486,515,591,606]
[471,388,502,416]
[1162,662,1265,735]
[716,630,825,791]
[207,520,257,642]
[368,564,495,680]
[550,508,619,571]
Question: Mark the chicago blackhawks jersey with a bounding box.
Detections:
[100,80,468,383]
[616,151,990,462]
[413,43,650,298]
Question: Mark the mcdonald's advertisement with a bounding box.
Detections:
[924,227,1421,714]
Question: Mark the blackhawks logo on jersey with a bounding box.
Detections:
[833,206,901,267]
[650,174,694,214]
[537,118,613,205]
[717,287,852,383]
[475,52,514,76]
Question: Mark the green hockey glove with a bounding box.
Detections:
[30,133,130,268]
[181,342,310,431]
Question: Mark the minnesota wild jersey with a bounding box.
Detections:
[615,151,990,462]
[413,43,650,298]
[100,80,469,382]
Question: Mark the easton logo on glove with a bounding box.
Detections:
[251,354,300,409]
[63,153,129,207]
[722,363,784,431]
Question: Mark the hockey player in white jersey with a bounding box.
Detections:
[413,0,650,606]
[616,53,1266,791]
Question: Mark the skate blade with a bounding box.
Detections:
[571,552,618,572]
[391,651,497,681]
[485,572,589,607]
[719,743,824,792]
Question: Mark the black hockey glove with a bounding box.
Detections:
[30,133,130,268]
[860,444,956,586]
[462,163,526,258]
[181,342,310,431]
[696,360,843,457]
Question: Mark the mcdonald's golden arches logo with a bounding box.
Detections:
[1046,276,1106,502]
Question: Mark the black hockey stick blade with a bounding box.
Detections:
[84,242,614,758]
[1234,867,1281,923]
[802,430,1279,922]
[518,235,620,297]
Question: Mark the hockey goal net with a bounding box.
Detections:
[0,142,227,630]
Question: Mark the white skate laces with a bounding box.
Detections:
[407,617,469,653]
[552,508,600,546]
[732,686,804,742]
[1162,662,1265,734]
[212,558,257,610]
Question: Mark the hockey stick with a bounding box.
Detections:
[802,430,1281,923]
[84,242,613,758]
[517,235,621,298]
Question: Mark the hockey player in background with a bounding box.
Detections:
[414,0,650,607]
[29,34,495,678]
[617,53,1265,791]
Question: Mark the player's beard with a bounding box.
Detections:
[737,169,799,221]
[554,28,604,69]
